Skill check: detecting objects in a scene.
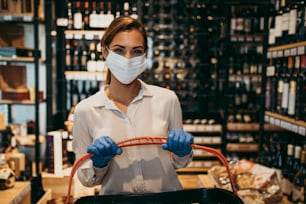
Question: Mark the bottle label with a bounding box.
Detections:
[289,9,297,35]
[275,15,282,37]
[281,82,289,109]
[73,13,82,29]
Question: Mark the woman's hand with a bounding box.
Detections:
[87,136,122,168]
[161,129,194,157]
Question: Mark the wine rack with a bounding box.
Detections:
[265,41,306,137]
[0,2,47,129]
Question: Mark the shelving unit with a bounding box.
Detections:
[265,40,306,136]
[222,0,271,160]
[180,123,223,173]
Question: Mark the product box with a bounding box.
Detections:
[0,47,40,58]
[0,23,24,48]
[2,88,30,100]
[0,65,27,90]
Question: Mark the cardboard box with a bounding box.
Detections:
[2,88,29,100]
[0,47,39,58]
[0,65,27,90]
[0,23,24,48]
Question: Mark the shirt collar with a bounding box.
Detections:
[92,79,153,109]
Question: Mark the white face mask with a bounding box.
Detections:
[105,49,147,84]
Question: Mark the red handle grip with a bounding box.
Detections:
[66,136,237,204]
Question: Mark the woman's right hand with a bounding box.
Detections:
[87,136,122,168]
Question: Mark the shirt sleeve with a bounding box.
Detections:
[168,91,193,168]
[72,103,110,187]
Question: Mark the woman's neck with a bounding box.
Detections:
[106,79,141,106]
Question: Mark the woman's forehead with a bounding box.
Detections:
[110,30,144,48]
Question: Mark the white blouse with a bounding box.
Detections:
[72,80,193,195]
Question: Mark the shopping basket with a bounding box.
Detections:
[66,136,244,204]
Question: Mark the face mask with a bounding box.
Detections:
[105,49,147,84]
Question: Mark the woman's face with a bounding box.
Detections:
[103,29,145,59]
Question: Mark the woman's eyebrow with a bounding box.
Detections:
[112,45,144,49]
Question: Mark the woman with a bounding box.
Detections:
[72,16,194,195]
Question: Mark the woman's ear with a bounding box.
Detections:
[101,46,108,60]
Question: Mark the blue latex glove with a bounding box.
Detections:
[87,136,122,168]
[161,129,194,157]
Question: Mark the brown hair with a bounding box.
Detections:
[100,16,148,84]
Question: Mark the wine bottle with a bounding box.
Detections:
[105,2,114,27]
[291,150,306,203]
[87,42,97,72]
[130,1,138,19]
[80,81,88,101]
[281,0,290,45]
[296,0,305,42]
[288,0,298,43]
[72,41,80,71]
[73,1,83,30]
[80,44,88,71]
[268,3,276,45]
[276,51,284,113]
[65,40,72,71]
[274,0,283,45]
[67,2,73,30]
[71,80,80,105]
[281,144,294,196]
[281,51,291,115]
[89,1,98,28]
[83,1,90,30]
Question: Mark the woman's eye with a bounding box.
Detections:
[133,49,144,55]
[114,49,124,55]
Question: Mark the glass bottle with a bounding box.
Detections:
[291,150,306,203]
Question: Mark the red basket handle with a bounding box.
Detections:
[66,136,237,204]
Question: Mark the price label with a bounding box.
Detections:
[277,50,283,57]
[267,52,271,59]
[290,48,297,56]
[3,15,13,21]
[203,137,211,144]
[264,115,269,122]
[85,33,94,40]
[74,33,83,39]
[291,124,298,133]
[297,46,305,55]
[266,66,275,76]
[275,119,280,126]
[213,125,222,132]
[23,16,32,22]
[65,33,73,39]
[272,51,277,58]
[212,137,221,144]
[284,49,290,57]
[56,18,68,27]
[298,126,306,136]
[183,124,197,132]
[197,125,205,132]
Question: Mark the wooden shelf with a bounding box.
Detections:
[65,30,105,40]
[0,99,44,105]
[265,111,306,136]
[64,70,106,81]
[227,122,284,132]
[0,56,41,63]
[268,41,306,52]
[226,143,259,152]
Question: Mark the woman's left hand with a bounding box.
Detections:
[161,129,194,157]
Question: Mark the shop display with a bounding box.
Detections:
[0,0,305,203]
